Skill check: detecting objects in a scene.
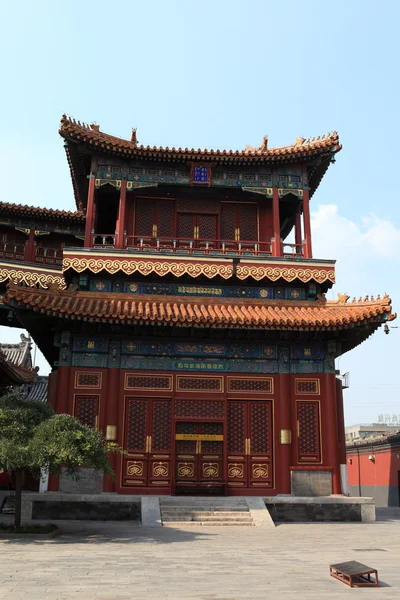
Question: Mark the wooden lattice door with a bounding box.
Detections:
[227,400,273,491]
[135,198,174,240]
[221,203,258,242]
[175,422,224,493]
[177,214,217,249]
[122,398,172,489]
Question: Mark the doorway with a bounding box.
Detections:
[175,422,224,495]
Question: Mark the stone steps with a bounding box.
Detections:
[160,498,254,526]
[1,495,16,514]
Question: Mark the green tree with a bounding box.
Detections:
[0,391,119,528]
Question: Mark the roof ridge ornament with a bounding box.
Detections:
[131,128,138,146]
[337,293,350,304]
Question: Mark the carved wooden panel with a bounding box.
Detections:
[174,399,225,419]
[125,374,172,391]
[176,376,223,392]
[238,204,257,240]
[74,395,99,428]
[75,372,102,389]
[297,400,321,462]
[221,203,236,239]
[135,198,155,236]
[295,379,320,395]
[126,398,148,451]
[227,401,246,453]
[152,400,172,452]
[228,377,273,394]
[250,402,271,454]
[156,200,174,237]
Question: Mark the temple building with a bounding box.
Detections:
[0,116,395,496]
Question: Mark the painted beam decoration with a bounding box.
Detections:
[63,250,336,284]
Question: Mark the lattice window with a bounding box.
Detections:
[295,379,320,395]
[221,203,236,239]
[75,372,101,389]
[126,398,148,451]
[177,377,222,392]
[198,214,216,239]
[125,374,172,390]
[74,395,98,428]
[177,199,219,213]
[175,400,225,419]
[152,400,172,452]
[202,422,223,453]
[178,214,194,237]
[176,422,196,453]
[135,198,155,236]
[228,378,273,393]
[250,402,271,454]
[227,401,245,453]
[297,401,321,462]
[238,204,257,240]
[157,200,174,237]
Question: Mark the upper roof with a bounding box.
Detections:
[59,115,342,208]
[60,115,341,162]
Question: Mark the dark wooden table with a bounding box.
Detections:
[330,561,379,587]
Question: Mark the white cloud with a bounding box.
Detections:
[312,204,400,261]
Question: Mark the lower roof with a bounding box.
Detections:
[6,283,395,332]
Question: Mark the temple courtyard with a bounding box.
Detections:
[0,508,399,599]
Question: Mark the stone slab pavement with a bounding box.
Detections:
[0,508,399,600]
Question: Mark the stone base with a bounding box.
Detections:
[290,469,332,496]
[264,495,375,522]
[59,468,104,494]
[22,493,141,522]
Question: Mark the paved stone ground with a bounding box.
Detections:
[0,508,399,600]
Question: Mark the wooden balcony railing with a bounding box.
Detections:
[91,234,305,258]
[0,242,25,261]
[93,234,116,247]
[123,236,275,256]
[35,247,63,266]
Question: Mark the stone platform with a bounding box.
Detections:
[19,492,375,524]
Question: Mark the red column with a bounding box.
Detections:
[24,229,36,262]
[84,175,96,247]
[278,374,292,493]
[116,180,127,249]
[336,378,346,466]
[103,369,119,492]
[55,366,70,414]
[323,374,341,494]
[295,209,302,250]
[302,189,312,258]
[272,187,281,256]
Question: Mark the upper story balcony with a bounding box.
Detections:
[92,233,304,259]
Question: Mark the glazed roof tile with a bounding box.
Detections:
[59,115,341,162]
[20,376,48,402]
[5,285,395,331]
[0,201,85,223]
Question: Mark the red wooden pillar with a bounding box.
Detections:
[295,209,302,251]
[323,374,341,494]
[116,180,127,249]
[24,229,36,262]
[278,374,291,493]
[84,175,96,247]
[103,368,120,492]
[302,189,312,258]
[55,366,70,414]
[272,187,281,256]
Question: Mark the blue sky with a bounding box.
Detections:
[1,0,399,425]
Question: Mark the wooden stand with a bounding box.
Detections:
[330,561,379,587]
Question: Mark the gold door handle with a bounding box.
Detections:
[194,226,199,240]
[152,224,158,237]
[245,438,251,455]
[235,228,240,241]
[146,435,152,453]
[195,440,202,454]
[297,421,300,438]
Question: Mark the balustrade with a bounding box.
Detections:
[35,246,63,266]
[0,242,25,261]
